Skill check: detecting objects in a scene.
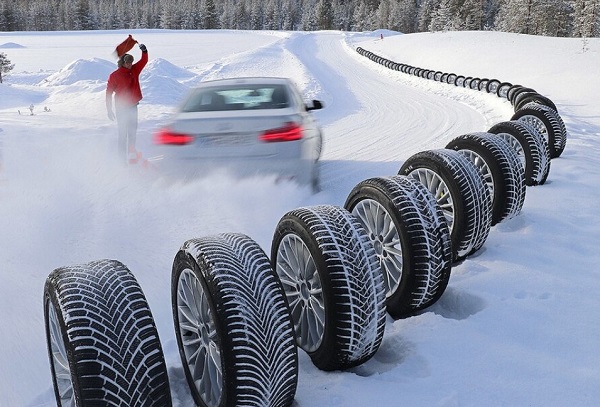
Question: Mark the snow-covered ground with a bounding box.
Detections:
[1,28,599,406]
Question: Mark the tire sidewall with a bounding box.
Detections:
[447,137,506,224]
[271,216,337,366]
[344,184,413,310]
[171,250,228,407]
[399,154,466,258]
[44,282,83,407]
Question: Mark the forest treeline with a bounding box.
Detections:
[1,0,598,38]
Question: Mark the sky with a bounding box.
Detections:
[1,28,599,406]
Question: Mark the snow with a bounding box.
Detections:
[1,28,600,406]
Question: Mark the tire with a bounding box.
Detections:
[497,82,513,98]
[507,85,531,103]
[512,102,567,158]
[434,71,444,81]
[469,78,480,90]
[272,205,386,371]
[399,149,492,262]
[510,86,536,104]
[454,75,465,87]
[44,260,172,407]
[172,233,298,407]
[447,73,457,85]
[344,176,452,319]
[478,78,489,91]
[446,133,526,225]
[440,73,449,83]
[488,120,551,186]
[514,92,557,112]
[463,77,473,88]
[486,79,501,94]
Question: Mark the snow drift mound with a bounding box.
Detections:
[40,58,115,86]
[141,58,197,81]
[140,59,194,105]
[0,42,25,49]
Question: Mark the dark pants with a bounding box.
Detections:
[115,104,138,162]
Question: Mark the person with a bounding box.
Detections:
[106,42,148,164]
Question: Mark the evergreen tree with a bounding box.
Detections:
[316,0,334,29]
[0,52,15,84]
[495,0,532,34]
[418,0,441,31]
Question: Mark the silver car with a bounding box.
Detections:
[153,77,324,189]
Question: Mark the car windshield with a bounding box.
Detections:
[181,84,290,112]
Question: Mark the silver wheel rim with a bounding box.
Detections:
[276,234,324,352]
[48,299,75,407]
[352,199,402,299]
[517,115,549,143]
[459,150,495,200]
[177,269,223,407]
[409,168,455,232]
[497,133,526,169]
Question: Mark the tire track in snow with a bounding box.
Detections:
[286,32,493,199]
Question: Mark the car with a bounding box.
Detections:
[152,77,324,190]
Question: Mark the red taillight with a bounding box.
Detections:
[153,129,194,145]
[259,123,303,143]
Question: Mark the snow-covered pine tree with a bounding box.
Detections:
[0,52,15,84]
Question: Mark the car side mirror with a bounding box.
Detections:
[306,100,323,111]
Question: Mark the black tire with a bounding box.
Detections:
[497,82,513,98]
[478,78,489,91]
[440,73,449,83]
[434,71,444,81]
[399,149,492,262]
[488,120,551,186]
[454,75,465,87]
[511,102,567,159]
[514,92,557,112]
[446,133,526,225]
[272,205,386,371]
[463,77,473,88]
[172,233,298,407]
[486,79,501,94]
[510,86,536,104]
[507,85,532,103]
[447,73,457,85]
[44,260,172,407]
[345,176,452,319]
[469,78,480,90]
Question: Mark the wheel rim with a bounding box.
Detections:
[48,299,75,407]
[409,168,455,232]
[517,115,549,143]
[459,150,495,200]
[351,199,402,299]
[276,234,325,353]
[497,133,526,169]
[177,269,223,407]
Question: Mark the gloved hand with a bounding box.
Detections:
[107,110,115,121]
[139,43,147,53]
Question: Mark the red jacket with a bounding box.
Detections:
[106,51,148,108]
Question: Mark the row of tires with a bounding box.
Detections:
[43,49,570,407]
[355,46,568,159]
